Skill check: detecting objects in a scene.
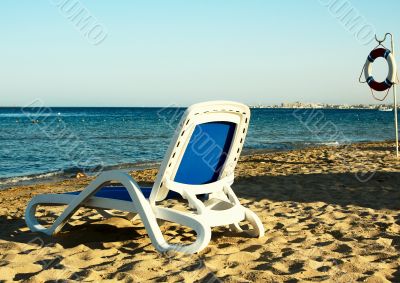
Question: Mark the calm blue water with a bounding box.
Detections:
[0,107,396,186]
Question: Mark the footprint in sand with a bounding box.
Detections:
[333,244,353,254]
[242,244,263,252]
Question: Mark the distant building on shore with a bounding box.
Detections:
[249,102,394,110]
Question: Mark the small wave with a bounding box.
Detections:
[105,161,160,171]
[0,113,30,118]
[0,113,53,118]
[0,171,63,188]
[303,141,341,146]
[246,140,343,151]
[0,112,95,118]
[0,161,160,190]
[324,141,341,146]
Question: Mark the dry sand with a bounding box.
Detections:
[0,141,399,282]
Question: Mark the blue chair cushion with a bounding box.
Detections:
[65,186,181,201]
[174,121,236,185]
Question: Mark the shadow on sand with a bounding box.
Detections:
[234,171,400,210]
[1,170,399,244]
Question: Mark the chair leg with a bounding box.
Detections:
[25,171,212,254]
[229,208,265,238]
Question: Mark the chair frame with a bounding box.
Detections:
[150,101,264,236]
[25,101,264,254]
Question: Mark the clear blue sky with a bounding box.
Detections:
[1,0,400,106]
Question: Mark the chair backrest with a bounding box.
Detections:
[174,121,236,185]
[150,101,250,203]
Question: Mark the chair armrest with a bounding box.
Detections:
[164,174,234,195]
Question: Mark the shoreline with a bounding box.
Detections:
[1,140,395,191]
[0,160,161,190]
[0,140,399,281]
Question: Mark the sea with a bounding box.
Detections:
[0,107,396,188]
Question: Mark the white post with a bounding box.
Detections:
[394,87,399,158]
[391,36,399,157]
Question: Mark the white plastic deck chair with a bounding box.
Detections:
[149,101,264,237]
[25,101,264,254]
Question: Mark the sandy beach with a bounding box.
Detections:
[1,141,399,282]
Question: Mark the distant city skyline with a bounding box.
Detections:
[2,101,396,109]
[1,1,400,107]
[250,101,398,109]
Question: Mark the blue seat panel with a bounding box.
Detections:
[65,186,181,201]
[174,121,236,185]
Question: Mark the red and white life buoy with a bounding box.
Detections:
[364,48,397,91]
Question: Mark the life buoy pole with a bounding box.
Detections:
[390,36,399,158]
[366,33,399,158]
